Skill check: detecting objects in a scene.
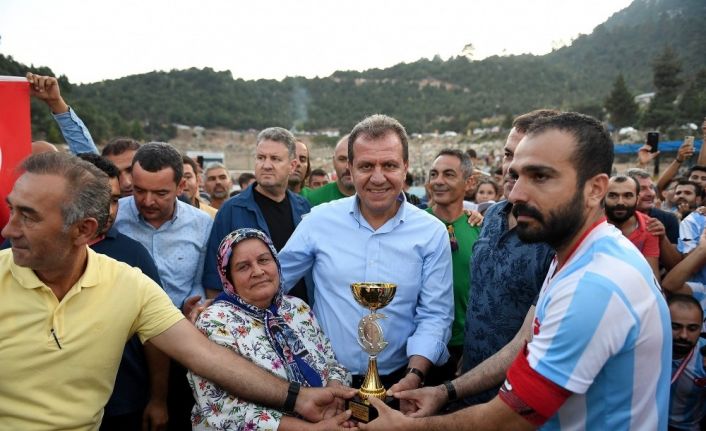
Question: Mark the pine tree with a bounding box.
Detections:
[643,47,683,129]
[605,73,638,128]
[678,69,706,124]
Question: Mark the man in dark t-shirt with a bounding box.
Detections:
[203,127,311,302]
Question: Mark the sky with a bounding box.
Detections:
[0,0,634,84]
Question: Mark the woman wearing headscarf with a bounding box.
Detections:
[187,228,351,430]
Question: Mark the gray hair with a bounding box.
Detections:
[625,168,652,180]
[434,149,473,179]
[21,152,110,232]
[205,162,229,175]
[256,127,297,159]
[348,114,409,163]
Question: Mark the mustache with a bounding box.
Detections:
[512,203,544,222]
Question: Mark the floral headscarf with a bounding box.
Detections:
[215,228,322,388]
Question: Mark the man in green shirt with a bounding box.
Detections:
[425,149,480,382]
[303,135,355,206]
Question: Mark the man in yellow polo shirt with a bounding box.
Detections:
[0,152,354,430]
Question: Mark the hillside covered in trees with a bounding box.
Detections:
[1,0,705,144]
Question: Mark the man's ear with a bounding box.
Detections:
[176,178,186,195]
[465,174,477,194]
[72,217,100,246]
[585,174,609,209]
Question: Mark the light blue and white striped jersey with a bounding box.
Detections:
[528,222,671,430]
[670,338,706,431]
[678,212,706,284]
[685,282,706,331]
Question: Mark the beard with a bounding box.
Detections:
[605,203,637,224]
[512,189,586,250]
[673,339,695,358]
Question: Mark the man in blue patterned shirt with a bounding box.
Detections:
[389,110,557,415]
[114,142,214,430]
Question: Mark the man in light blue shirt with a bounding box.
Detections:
[114,142,213,309]
[279,115,453,408]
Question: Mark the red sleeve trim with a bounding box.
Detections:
[498,345,572,426]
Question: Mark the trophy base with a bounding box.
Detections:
[346,394,399,423]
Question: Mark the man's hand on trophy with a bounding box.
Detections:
[393,385,447,418]
[326,380,349,415]
[358,397,413,431]
[387,373,423,414]
[296,386,358,422]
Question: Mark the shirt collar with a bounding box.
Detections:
[349,192,407,231]
[10,247,101,291]
[129,196,180,227]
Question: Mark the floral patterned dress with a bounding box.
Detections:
[187,295,351,430]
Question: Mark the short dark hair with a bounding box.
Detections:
[676,178,703,198]
[625,168,651,181]
[512,109,562,133]
[527,112,613,187]
[21,152,110,232]
[465,148,477,159]
[435,149,473,179]
[668,294,704,320]
[182,155,199,175]
[132,142,184,184]
[76,153,119,179]
[238,172,256,188]
[101,137,140,157]
[610,174,639,195]
[688,165,706,177]
[348,114,409,163]
[310,168,327,177]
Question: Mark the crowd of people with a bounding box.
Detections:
[2,72,706,431]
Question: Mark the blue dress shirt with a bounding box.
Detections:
[53,107,99,155]
[278,195,454,375]
[115,197,213,307]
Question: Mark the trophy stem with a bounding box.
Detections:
[358,355,386,401]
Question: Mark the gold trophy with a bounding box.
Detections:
[346,282,398,423]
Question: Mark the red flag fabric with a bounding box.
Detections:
[0,77,31,238]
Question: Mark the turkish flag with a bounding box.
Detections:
[0,77,31,237]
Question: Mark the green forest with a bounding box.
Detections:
[1,0,705,144]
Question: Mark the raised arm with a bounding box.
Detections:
[26,72,98,155]
[656,139,694,195]
[662,228,706,295]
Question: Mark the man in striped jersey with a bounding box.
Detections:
[668,294,706,430]
[360,112,671,430]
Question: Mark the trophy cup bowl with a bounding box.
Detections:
[347,282,398,423]
[351,282,396,311]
